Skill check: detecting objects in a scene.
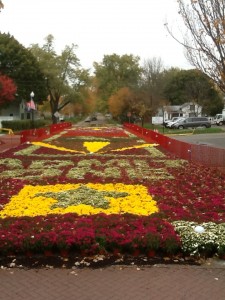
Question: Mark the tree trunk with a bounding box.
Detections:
[50,96,59,124]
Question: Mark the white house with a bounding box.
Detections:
[152,102,203,124]
[0,100,39,128]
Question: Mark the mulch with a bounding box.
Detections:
[0,252,202,270]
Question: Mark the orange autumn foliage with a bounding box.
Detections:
[108,87,134,117]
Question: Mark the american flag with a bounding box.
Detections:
[27,99,36,111]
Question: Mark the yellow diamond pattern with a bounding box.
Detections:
[83,141,110,153]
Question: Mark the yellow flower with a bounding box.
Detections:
[32,142,86,154]
[83,141,110,153]
[31,141,158,154]
[0,183,158,218]
[109,143,159,152]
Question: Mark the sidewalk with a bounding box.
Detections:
[1,261,225,300]
[0,134,21,153]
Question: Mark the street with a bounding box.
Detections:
[169,131,225,149]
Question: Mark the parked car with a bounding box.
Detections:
[171,117,211,129]
[166,117,185,128]
[105,113,112,119]
[85,116,98,122]
[164,117,182,127]
[59,115,64,122]
[165,117,183,128]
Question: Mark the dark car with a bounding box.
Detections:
[171,117,211,129]
[85,116,98,122]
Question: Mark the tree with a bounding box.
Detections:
[0,1,4,12]
[165,0,225,95]
[139,57,166,123]
[0,33,47,103]
[0,74,17,105]
[30,35,90,123]
[163,68,224,115]
[108,87,134,118]
[93,54,142,112]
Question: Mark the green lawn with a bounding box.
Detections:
[143,124,224,135]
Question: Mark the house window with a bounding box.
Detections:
[190,105,195,111]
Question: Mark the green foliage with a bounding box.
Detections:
[93,54,142,109]
[0,33,47,103]
[144,124,224,135]
[163,68,224,115]
[1,119,49,131]
[30,35,91,123]
[66,115,84,124]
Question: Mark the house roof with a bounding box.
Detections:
[163,102,202,112]
[163,105,182,112]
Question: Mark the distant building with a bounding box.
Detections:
[0,100,39,128]
[152,103,202,124]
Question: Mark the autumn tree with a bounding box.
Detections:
[165,0,225,96]
[108,87,150,124]
[0,33,47,103]
[108,87,134,118]
[30,35,90,123]
[94,54,142,112]
[0,74,17,105]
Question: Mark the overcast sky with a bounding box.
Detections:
[0,0,192,71]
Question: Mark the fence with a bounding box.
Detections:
[124,123,225,172]
[20,122,72,143]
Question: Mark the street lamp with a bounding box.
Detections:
[30,91,35,128]
[30,91,34,99]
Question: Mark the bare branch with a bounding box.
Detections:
[0,1,4,12]
[166,0,225,93]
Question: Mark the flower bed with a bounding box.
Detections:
[0,126,225,260]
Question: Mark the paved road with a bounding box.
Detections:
[169,132,225,149]
[75,113,111,127]
[1,260,225,300]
